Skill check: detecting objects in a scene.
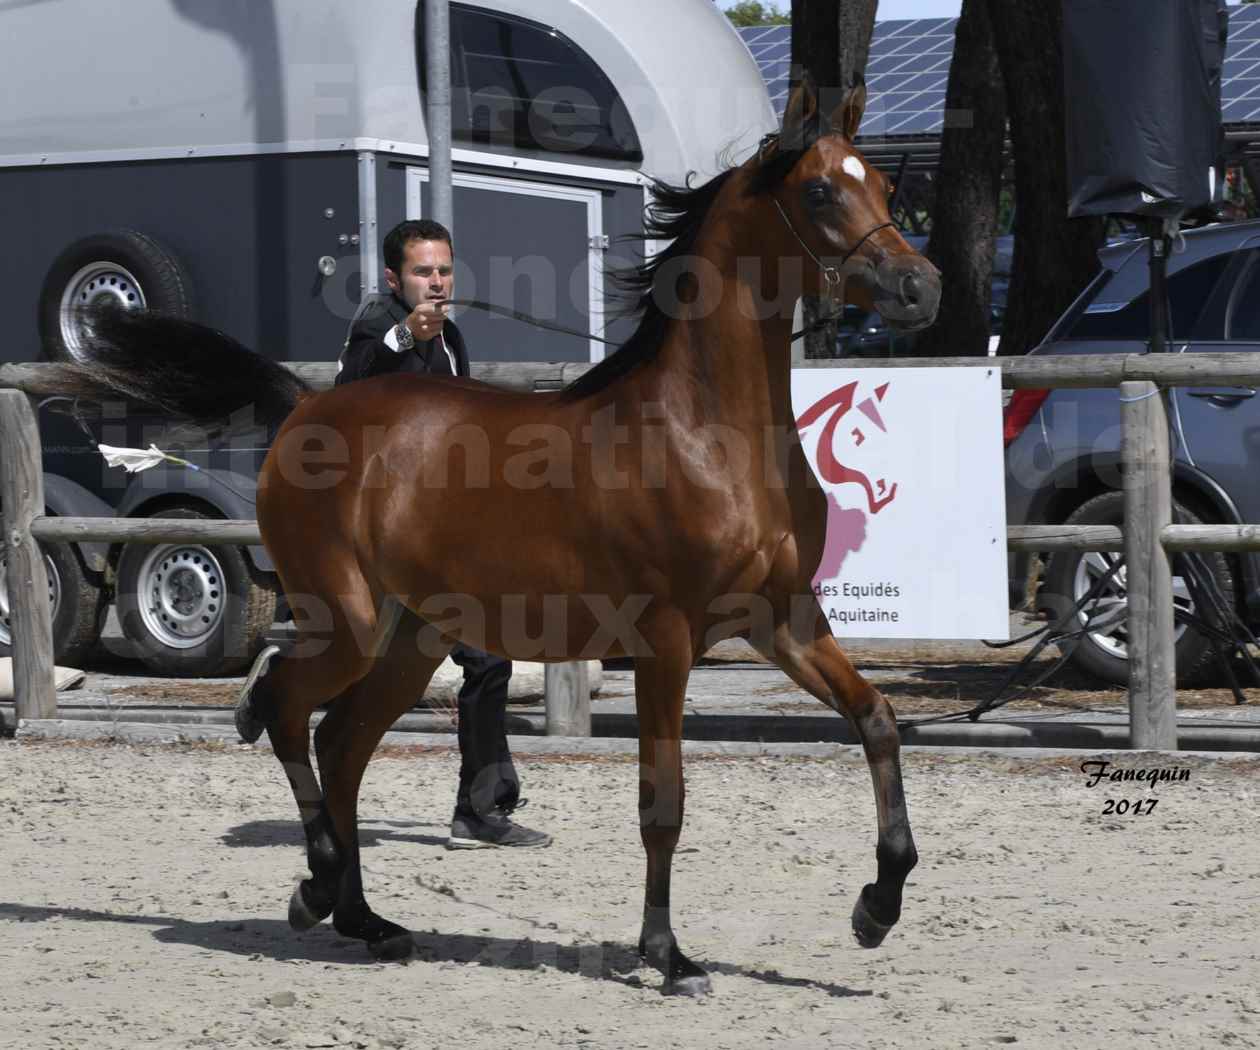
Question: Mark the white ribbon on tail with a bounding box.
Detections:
[97,443,187,473]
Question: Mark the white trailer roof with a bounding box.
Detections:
[0,0,776,184]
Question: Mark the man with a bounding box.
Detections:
[337,218,551,850]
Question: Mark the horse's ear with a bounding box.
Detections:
[831,78,867,140]
[782,73,821,148]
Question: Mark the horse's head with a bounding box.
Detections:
[751,77,941,333]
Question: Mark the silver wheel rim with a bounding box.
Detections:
[135,544,227,649]
[59,261,147,360]
[0,551,62,648]
[1072,551,1192,660]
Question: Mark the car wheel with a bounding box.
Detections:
[115,506,278,677]
[1040,491,1235,687]
[38,230,195,362]
[0,540,107,667]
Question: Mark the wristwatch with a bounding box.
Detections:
[393,321,415,351]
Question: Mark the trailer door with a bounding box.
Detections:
[406,168,606,363]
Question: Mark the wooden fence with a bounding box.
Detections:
[0,360,594,735]
[4,353,1260,748]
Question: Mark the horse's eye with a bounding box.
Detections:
[805,183,831,208]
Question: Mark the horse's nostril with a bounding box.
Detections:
[901,273,922,306]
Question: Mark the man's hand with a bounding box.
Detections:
[406,299,449,343]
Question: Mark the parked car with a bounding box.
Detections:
[1004,218,1260,685]
[838,236,1011,357]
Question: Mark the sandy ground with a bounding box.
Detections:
[3,740,1260,1050]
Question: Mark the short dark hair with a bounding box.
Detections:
[383,219,453,273]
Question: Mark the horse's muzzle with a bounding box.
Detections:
[870,255,942,332]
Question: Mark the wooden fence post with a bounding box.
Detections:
[1120,380,1176,750]
[544,661,590,736]
[0,390,56,722]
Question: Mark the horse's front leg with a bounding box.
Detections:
[758,597,918,948]
[633,625,711,996]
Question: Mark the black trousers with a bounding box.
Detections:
[450,643,520,817]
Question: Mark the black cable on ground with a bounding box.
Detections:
[902,559,1125,727]
[1171,545,1260,703]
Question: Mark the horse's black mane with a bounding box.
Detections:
[559,127,820,402]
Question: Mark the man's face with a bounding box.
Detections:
[386,238,454,311]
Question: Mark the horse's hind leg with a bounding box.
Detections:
[271,696,348,932]
[758,599,918,948]
[634,623,711,996]
[313,603,448,960]
[239,555,385,736]
[244,562,387,929]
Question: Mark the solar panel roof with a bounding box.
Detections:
[740,3,1260,140]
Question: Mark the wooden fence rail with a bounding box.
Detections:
[32,517,263,545]
[7,354,1260,749]
[7,349,1260,394]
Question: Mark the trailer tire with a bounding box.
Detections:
[38,230,196,362]
[0,540,107,669]
[115,506,278,677]
[1039,492,1236,687]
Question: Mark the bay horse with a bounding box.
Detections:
[43,78,940,995]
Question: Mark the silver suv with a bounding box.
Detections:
[1004,219,1260,685]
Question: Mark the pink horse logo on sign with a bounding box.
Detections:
[795,380,900,585]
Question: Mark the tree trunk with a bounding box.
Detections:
[986,0,1104,356]
[791,0,838,97]
[917,0,1007,358]
[791,0,878,359]
[837,1,877,90]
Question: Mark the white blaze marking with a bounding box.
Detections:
[842,156,866,183]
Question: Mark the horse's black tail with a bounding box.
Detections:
[26,309,311,435]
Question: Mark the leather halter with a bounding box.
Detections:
[772,196,895,298]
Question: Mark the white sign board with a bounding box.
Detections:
[790,367,1008,640]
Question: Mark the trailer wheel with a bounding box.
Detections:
[38,230,195,362]
[0,540,107,668]
[115,506,278,677]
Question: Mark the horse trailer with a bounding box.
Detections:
[0,0,776,675]
[0,0,775,367]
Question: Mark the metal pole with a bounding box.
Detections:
[1147,219,1172,355]
[0,390,57,723]
[1121,379,1177,750]
[425,0,454,238]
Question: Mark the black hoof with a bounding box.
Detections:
[664,972,712,997]
[335,908,413,963]
[368,928,415,962]
[643,935,711,997]
[288,880,334,931]
[851,884,895,949]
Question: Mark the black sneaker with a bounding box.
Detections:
[448,807,552,850]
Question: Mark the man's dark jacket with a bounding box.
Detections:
[336,292,470,384]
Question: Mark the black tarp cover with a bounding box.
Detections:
[1063,0,1229,219]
